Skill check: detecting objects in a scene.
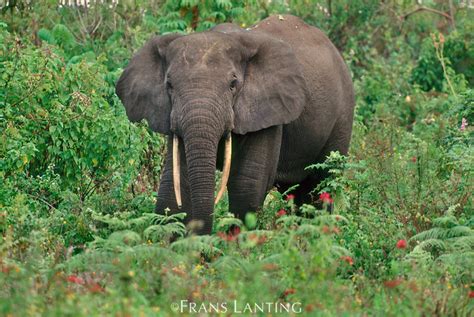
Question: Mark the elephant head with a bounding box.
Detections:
[116,28,309,233]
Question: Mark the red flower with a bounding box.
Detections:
[232,226,241,236]
[411,156,417,163]
[340,255,354,266]
[321,225,331,234]
[262,263,279,271]
[286,194,295,201]
[276,209,287,217]
[1,263,11,274]
[396,239,407,249]
[88,282,105,293]
[322,226,341,235]
[249,233,268,245]
[319,192,333,204]
[67,274,85,285]
[283,288,296,296]
[384,279,403,288]
[469,290,474,299]
[305,304,315,312]
[257,235,267,245]
[217,226,241,242]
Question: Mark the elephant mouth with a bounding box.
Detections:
[172,133,232,209]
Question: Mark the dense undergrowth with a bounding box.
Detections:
[0,1,473,316]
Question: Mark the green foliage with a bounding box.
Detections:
[411,22,474,91]
[0,23,165,247]
[157,0,262,33]
[405,212,474,284]
[1,1,473,316]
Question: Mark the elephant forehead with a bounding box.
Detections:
[168,34,236,66]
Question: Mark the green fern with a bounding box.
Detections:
[404,247,433,265]
[90,230,142,251]
[452,235,474,250]
[214,213,243,231]
[330,245,352,259]
[144,222,186,242]
[294,224,320,238]
[410,217,473,243]
[412,238,446,253]
[170,235,222,257]
[212,255,248,272]
[215,0,233,10]
[406,213,474,282]
[433,215,462,228]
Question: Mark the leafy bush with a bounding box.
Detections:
[0,24,164,247]
[411,20,474,92]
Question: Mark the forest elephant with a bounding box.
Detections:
[116,15,355,235]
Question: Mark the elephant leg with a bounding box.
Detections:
[155,136,192,218]
[278,117,353,211]
[227,126,282,221]
[277,174,326,207]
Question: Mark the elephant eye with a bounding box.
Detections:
[166,81,173,91]
[229,78,238,92]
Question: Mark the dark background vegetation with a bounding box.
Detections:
[0,0,473,316]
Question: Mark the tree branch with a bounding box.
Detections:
[401,6,455,28]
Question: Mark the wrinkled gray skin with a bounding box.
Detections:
[116,15,355,235]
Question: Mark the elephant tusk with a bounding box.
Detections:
[215,134,232,205]
[172,134,182,209]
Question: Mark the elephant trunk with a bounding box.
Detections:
[179,106,224,234]
[172,133,232,209]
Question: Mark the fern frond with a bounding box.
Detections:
[238,230,273,241]
[295,224,320,237]
[436,250,474,264]
[312,214,349,225]
[275,215,301,227]
[92,212,131,230]
[88,230,142,252]
[108,230,142,246]
[215,0,232,10]
[405,248,433,263]
[451,235,474,250]
[215,216,243,231]
[143,222,186,242]
[415,238,446,252]
[432,215,459,228]
[410,228,448,242]
[170,235,222,257]
[445,225,473,238]
[330,245,351,258]
[212,255,247,272]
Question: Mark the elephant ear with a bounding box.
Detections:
[116,34,181,134]
[232,32,309,134]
